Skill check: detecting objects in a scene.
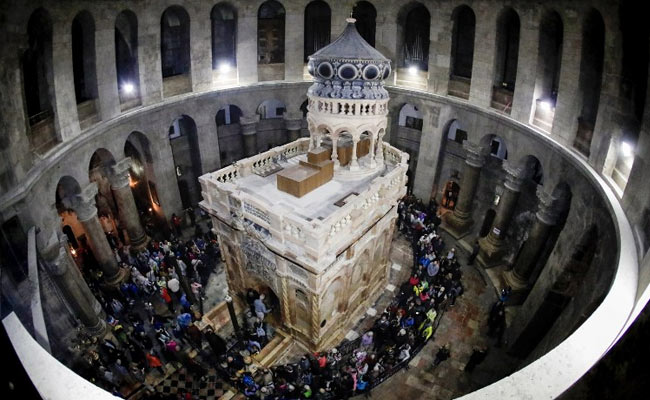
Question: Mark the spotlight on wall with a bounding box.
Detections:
[539,99,553,112]
[620,141,634,158]
[218,62,232,74]
[122,82,135,94]
[408,66,418,75]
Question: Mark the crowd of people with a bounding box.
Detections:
[69,213,227,397]
[65,195,478,399]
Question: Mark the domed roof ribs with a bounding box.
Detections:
[310,18,389,62]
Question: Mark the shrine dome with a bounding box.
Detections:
[307,18,391,100]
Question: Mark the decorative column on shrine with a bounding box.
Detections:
[477,161,526,268]
[109,158,149,249]
[443,141,486,238]
[502,187,559,303]
[72,183,126,286]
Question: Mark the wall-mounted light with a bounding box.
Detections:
[122,82,135,94]
[408,66,418,75]
[538,99,553,112]
[620,141,634,158]
[218,62,232,74]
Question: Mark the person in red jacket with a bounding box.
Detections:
[160,286,174,313]
[146,351,164,375]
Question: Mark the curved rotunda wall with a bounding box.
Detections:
[0,0,647,399]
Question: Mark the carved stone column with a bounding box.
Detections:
[109,158,149,249]
[502,188,559,303]
[42,237,106,337]
[73,183,125,286]
[311,294,321,345]
[331,134,340,168]
[376,130,385,163]
[477,162,525,268]
[240,115,260,157]
[443,142,486,238]
[368,132,377,168]
[349,136,360,171]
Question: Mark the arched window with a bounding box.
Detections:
[22,8,57,153]
[401,4,430,71]
[216,104,243,126]
[492,8,520,113]
[304,1,331,62]
[352,1,376,47]
[494,8,520,92]
[573,9,605,156]
[398,104,423,131]
[115,10,140,106]
[532,11,563,131]
[72,11,98,104]
[161,6,190,78]
[211,3,237,70]
[258,0,285,64]
[450,6,475,80]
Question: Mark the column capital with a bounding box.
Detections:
[240,115,260,136]
[535,186,559,226]
[463,141,486,168]
[109,158,132,189]
[72,183,99,221]
[503,161,526,192]
[42,235,71,276]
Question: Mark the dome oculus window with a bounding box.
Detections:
[338,63,358,80]
[363,64,380,80]
[317,62,334,79]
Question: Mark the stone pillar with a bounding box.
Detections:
[376,130,385,163]
[240,115,260,157]
[412,105,443,200]
[511,10,539,124]
[42,236,106,337]
[51,18,80,140]
[427,6,453,95]
[349,136,360,171]
[237,5,258,84]
[468,3,497,108]
[284,6,304,81]
[502,187,558,303]
[95,19,120,121]
[284,112,303,142]
[331,134,340,168]
[477,162,525,268]
[368,132,377,168]
[550,11,582,146]
[109,158,149,249]
[443,142,486,238]
[136,4,163,105]
[190,5,213,92]
[0,36,32,183]
[72,183,125,286]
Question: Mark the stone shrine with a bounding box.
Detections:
[199,19,408,350]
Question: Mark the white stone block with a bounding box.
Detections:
[345,330,359,341]
[385,284,396,292]
[391,263,402,271]
[366,307,377,317]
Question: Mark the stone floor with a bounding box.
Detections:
[142,228,520,399]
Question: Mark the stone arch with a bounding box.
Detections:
[161,6,191,79]
[304,1,331,62]
[168,115,202,208]
[211,2,237,70]
[258,0,286,65]
[352,1,376,47]
[216,105,244,166]
[321,277,345,323]
[398,103,423,130]
[88,148,118,217]
[72,11,98,105]
[257,99,286,119]
[517,155,544,186]
[480,133,508,160]
[397,2,430,70]
[115,9,140,106]
[446,119,467,143]
[125,131,164,229]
